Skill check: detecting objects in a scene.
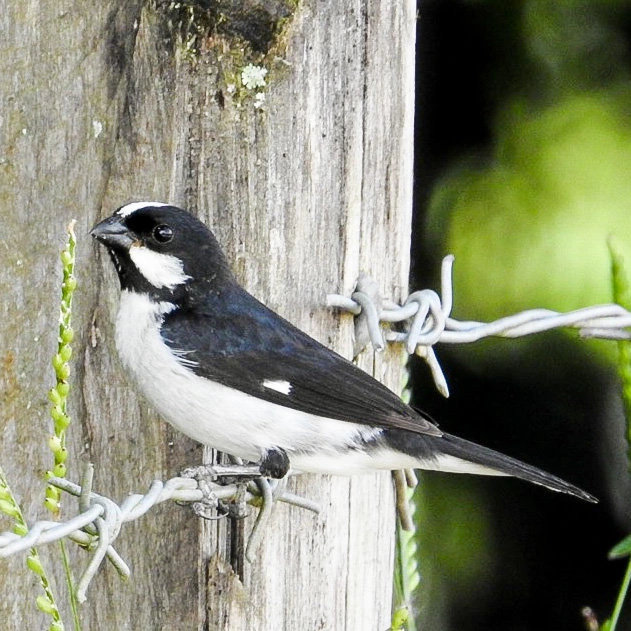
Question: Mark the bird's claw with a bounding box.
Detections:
[180,463,269,520]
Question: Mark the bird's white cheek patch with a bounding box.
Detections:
[129,245,191,290]
[262,379,293,395]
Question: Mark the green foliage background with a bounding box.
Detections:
[414,1,631,628]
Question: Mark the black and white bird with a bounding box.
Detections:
[91,202,596,502]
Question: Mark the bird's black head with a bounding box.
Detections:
[91,202,236,298]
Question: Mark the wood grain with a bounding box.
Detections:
[0,1,416,628]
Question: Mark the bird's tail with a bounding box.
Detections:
[407,431,597,503]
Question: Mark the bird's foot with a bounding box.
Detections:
[259,447,290,479]
[179,464,257,519]
[181,463,263,486]
[179,451,289,520]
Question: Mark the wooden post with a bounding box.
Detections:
[0,1,416,628]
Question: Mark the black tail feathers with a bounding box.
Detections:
[438,433,597,502]
[385,429,597,503]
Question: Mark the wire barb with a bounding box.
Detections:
[327,255,631,398]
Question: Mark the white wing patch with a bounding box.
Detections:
[117,201,171,218]
[262,379,293,395]
[129,245,191,289]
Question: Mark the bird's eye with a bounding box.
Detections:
[153,224,174,244]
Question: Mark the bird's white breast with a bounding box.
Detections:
[114,291,386,472]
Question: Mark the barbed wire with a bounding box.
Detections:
[0,463,318,602]
[327,255,631,397]
[3,252,630,602]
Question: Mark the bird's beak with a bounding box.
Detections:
[90,215,136,250]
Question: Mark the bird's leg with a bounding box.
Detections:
[179,448,290,519]
[259,447,290,479]
[179,463,258,519]
[181,446,290,486]
[180,463,263,485]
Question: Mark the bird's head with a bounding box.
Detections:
[91,202,234,296]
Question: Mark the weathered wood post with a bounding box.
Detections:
[0,1,416,628]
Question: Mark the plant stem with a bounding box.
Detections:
[0,467,64,630]
[609,556,631,630]
[608,238,631,468]
[59,540,81,630]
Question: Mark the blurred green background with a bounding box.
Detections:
[411,1,631,629]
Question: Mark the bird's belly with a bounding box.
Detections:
[115,292,381,465]
[129,359,383,468]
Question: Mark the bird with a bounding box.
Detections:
[91,202,596,503]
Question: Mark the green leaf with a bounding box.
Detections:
[56,381,70,398]
[48,388,62,405]
[391,606,409,630]
[36,595,57,615]
[12,523,27,536]
[60,250,72,267]
[27,554,45,576]
[0,499,21,519]
[609,534,631,560]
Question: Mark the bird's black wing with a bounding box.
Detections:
[161,286,441,437]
